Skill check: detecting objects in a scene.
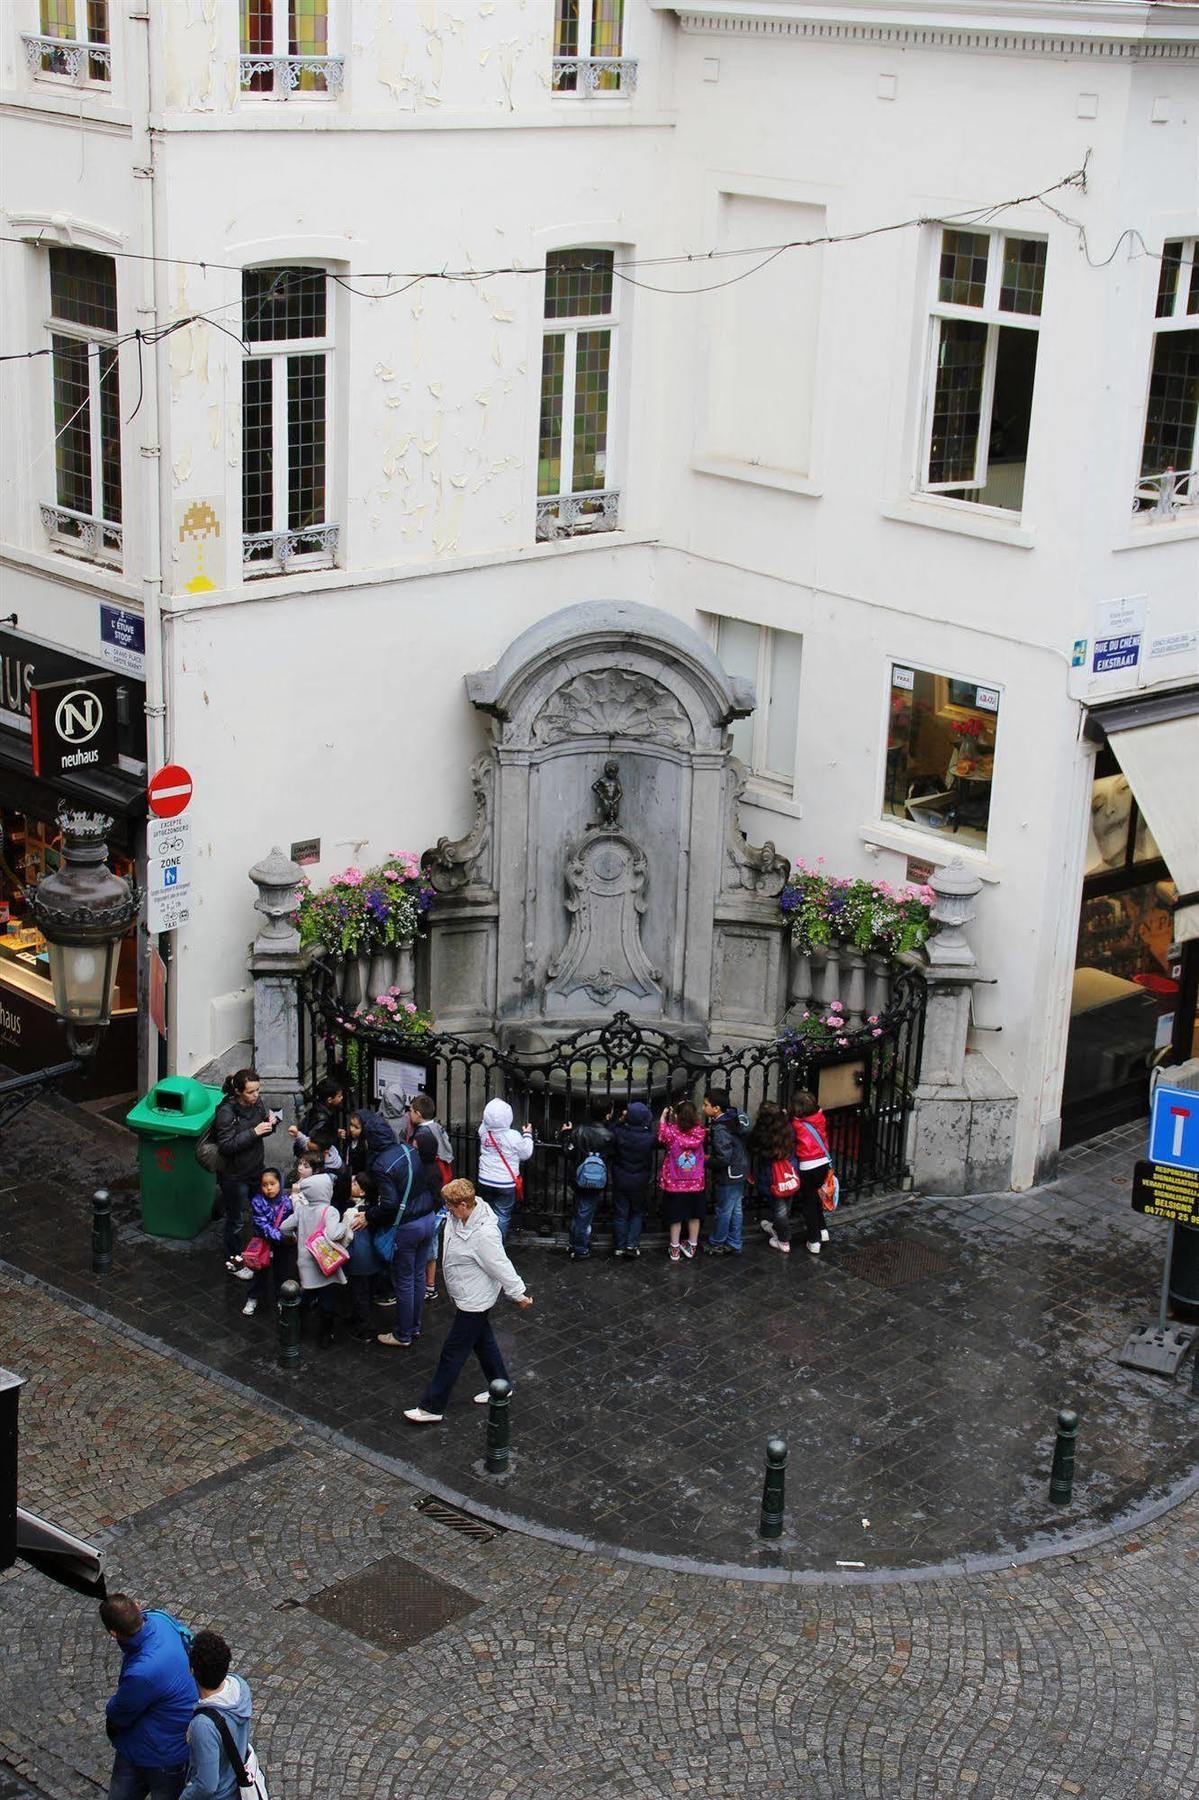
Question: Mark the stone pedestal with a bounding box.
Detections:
[248,846,308,1127]
[909,857,1015,1194]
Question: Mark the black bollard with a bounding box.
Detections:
[278,1279,302,1367]
[485,1378,512,1475]
[759,1436,787,1540]
[91,1189,112,1275]
[1048,1407,1078,1505]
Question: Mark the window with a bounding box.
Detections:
[919,227,1046,514]
[24,1,110,84]
[552,1,636,94]
[537,250,620,540]
[884,665,1001,849]
[241,266,337,574]
[715,618,803,791]
[42,248,121,564]
[239,0,341,97]
[1135,238,1199,517]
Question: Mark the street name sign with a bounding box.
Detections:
[1130,1159,1199,1227]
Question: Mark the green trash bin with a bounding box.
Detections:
[126,1076,223,1240]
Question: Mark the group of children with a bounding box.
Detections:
[223,1076,834,1344]
[563,1086,835,1264]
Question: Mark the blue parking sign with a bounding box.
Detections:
[1148,1084,1199,1172]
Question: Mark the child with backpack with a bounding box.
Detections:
[657,1102,707,1262]
[608,1101,655,1258]
[561,1099,614,1261]
[789,1089,834,1256]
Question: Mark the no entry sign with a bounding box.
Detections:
[147,763,193,819]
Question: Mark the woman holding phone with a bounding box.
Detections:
[213,1067,278,1277]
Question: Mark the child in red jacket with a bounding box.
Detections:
[789,1091,833,1256]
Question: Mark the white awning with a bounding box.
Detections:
[1104,713,1199,944]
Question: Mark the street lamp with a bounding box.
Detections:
[27,811,140,1058]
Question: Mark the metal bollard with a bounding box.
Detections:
[485,1378,512,1475]
[759,1436,787,1540]
[1048,1407,1078,1505]
[278,1279,302,1367]
[91,1189,112,1275]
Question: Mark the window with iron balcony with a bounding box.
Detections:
[241,266,338,577]
[552,1,637,96]
[23,0,111,86]
[239,0,343,98]
[41,247,122,568]
[537,250,621,541]
[1134,239,1199,521]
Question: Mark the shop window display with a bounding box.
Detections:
[883,665,999,848]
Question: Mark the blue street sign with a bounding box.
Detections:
[1148,1084,1199,1173]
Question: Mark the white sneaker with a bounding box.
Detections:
[820,1228,830,1243]
[241,1298,258,1316]
[806,1241,822,1256]
[233,1267,255,1281]
[403,1407,444,1425]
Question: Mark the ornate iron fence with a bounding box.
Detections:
[298,961,926,1240]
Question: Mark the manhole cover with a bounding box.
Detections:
[839,1237,959,1291]
[302,1552,481,1653]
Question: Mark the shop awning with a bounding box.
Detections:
[1097,704,1199,944]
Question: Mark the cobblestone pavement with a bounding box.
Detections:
[0,1271,1197,1800]
[1,1100,1194,1573]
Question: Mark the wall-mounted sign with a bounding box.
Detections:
[98,605,146,679]
[30,674,119,779]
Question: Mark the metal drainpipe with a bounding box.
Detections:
[130,7,171,1087]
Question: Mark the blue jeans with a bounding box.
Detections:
[216,1177,252,1260]
[569,1186,604,1255]
[709,1180,745,1251]
[391,1213,439,1341]
[420,1307,509,1413]
[478,1182,516,1241]
[611,1184,646,1251]
[108,1755,187,1800]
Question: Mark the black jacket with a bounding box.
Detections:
[609,1103,655,1189]
[213,1094,272,1183]
[708,1108,750,1183]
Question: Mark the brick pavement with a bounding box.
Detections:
[1,1099,1195,1574]
[0,1269,1196,1799]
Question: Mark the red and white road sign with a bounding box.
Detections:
[147,763,193,819]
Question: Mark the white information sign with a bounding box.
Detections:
[147,815,193,934]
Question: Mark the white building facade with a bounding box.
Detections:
[1,0,1196,1187]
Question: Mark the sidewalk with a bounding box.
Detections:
[1,1096,1195,1577]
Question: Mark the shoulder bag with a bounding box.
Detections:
[192,1706,269,1799]
[486,1130,525,1203]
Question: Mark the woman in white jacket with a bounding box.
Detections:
[475,1097,534,1241]
[404,1179,533,1425]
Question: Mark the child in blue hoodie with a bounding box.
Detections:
[608,1101,656,1258]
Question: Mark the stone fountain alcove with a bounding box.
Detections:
[420,601,791,1051]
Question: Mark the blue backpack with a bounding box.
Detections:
[576,1151,607,1190]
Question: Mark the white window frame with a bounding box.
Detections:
[918,227,1044,511]
[42,261,122,567]
[537,248,620,540]
[239,0,343,100]
[1135,236,1199,518]
[23,0,111,87]
[714,618,803,796]
[241,268,337,577]
[552,1,637,97]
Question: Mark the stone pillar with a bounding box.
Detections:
[248,847,308,1127]
[910,857,1015,1194]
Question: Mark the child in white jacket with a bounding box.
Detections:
[475,1098,533,1242]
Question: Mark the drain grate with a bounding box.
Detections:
[839,1237,959,1291]
[415,1493,505,1543]
[302,1551,481,1653]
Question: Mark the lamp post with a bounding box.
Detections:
[0,811,140,1131]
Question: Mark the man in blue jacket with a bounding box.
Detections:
[100,1593,197,1799]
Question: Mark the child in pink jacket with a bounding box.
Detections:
[658,1102,707,1263]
